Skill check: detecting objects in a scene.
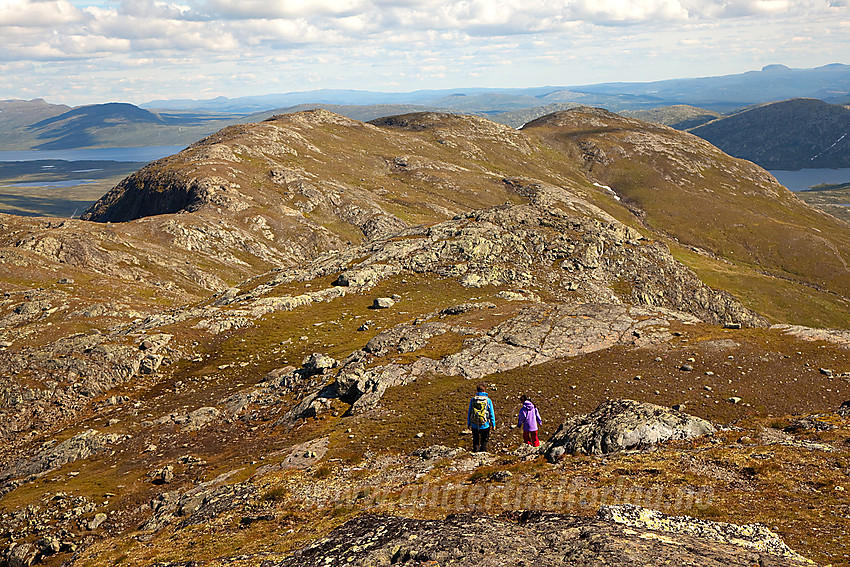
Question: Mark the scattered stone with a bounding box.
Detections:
[103,395,130,406]
[838,400,850,417]
[149,465,175,485]
[490,470,513,482]
[723,322,742,329]
[681,364,694,372]
[820,368,834,377]
[372,297,395,309]
[672,403,686,412]
[414,432,424,438]
[496,291,528,301]
[139,353,164,374]
[35,535,61,556]
[261,366,297,383]
[784,415,837,433]
[88,512,108,530]
[728,397,742,404]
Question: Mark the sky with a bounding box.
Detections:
[1,0,849,106]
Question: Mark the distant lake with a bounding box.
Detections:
[769,168,850,191]
[0,146,185,163]
[0,179,99,189]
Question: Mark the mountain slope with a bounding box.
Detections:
[27,103,168,150]
[2,109,850,566]
[689,98,850,170]
[520,108,850,326]
[0,99,70,134]
[73,108,850,327]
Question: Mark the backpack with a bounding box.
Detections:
[471,395,489,426]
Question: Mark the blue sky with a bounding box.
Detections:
[1,0,848,106]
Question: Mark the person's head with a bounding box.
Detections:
[520,394,528,402]
[476,383,486,393]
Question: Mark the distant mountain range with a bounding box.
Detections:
[140,64,850,115]
[1,63,849,171]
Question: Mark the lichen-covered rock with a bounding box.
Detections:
[598,504,811,563]
[544,399,715,460]
[274,509,812,567]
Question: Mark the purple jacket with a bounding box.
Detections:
[517,400,542,432]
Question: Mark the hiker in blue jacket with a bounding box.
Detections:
[467,383,496,452]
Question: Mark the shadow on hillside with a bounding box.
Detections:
[0,192,97,218]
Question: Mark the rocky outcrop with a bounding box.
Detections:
[0,333,171,445]
[277,302,709,422]
[140,474,256,533]
[0,429,127,486]
[544,399,715,461]
[275,508,812,566]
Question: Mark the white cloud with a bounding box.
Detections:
[0,0,846,105]
[0,0,82,26]
[197,0,367,19]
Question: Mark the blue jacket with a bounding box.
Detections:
[468,392,496,430]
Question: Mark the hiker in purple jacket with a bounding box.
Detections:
[517,395,542,447]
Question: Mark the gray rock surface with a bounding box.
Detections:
[544,399,715,460]
[274,508,811,567]
[0,429,127,485]
[0,332,172,445]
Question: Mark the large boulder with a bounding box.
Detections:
[544,399,715,461]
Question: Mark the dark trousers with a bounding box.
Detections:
[472,427,491,453]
